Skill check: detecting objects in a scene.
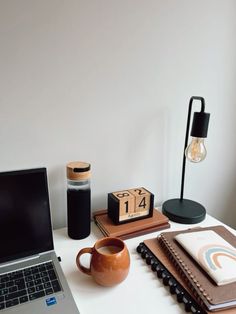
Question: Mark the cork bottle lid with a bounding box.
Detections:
[67,161,91,180]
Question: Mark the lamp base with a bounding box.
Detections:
[162,198,206,224]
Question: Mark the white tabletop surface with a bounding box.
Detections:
[53,213,235,314]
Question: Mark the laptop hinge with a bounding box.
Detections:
[0,251,53,268]
[0,254,41,269]
[0,250,55,270]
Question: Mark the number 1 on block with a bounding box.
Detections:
[113,190,135,217]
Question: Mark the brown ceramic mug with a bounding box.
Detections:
[76,237,130,286]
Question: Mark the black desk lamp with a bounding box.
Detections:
[162,96,210,224]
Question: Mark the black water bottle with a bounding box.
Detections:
[67,161,91,239]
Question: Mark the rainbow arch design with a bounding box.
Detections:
[198,244,236,271]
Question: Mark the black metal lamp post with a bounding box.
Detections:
[162,96,210,224]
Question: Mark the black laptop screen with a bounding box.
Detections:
[0,168,54,263]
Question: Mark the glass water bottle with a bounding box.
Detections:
[66,161,91,239]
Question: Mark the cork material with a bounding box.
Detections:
[66,161,91,180]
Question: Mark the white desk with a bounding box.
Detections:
[53,214,235,314]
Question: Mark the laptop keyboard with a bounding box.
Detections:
[0,261,61,311]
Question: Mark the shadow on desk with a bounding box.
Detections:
[67,268,121,296]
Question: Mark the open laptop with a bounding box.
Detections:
[0,168,80,313]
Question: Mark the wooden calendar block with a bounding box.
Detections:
[108,187,154,225]
[129,187,151,213]
[112,190,135,216]
[108,190,135,224]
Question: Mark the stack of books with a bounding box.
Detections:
[137,225,236,314]
[93,209,170,240]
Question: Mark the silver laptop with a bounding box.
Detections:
[0,168,80,313]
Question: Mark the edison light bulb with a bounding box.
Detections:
[185,137,207,163]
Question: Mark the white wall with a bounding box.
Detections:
[0,0,236,229]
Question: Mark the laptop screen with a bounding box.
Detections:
[0,168,54,264]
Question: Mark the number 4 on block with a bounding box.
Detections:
[129,188,150,213]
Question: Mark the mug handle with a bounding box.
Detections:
[76,247,93,276]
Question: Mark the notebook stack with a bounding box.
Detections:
[137,225,236,314]
[93,209,170,240]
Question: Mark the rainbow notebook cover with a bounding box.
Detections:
[175,230,236,286]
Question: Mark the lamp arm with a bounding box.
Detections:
[180,96,205,200]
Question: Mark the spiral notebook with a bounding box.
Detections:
[159,226,236,311]
[137,238,236,314]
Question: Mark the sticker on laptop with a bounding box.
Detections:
[46,297,57,306]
